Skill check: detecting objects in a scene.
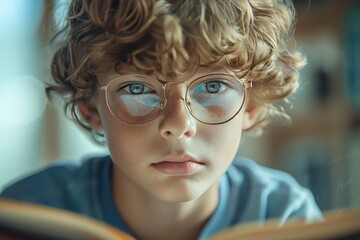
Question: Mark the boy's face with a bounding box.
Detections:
[89,65,247,202]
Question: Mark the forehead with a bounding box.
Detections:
[96,64,232,84]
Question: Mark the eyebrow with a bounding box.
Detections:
[101,67,235,86]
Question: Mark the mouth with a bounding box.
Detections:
[151,155,205,175]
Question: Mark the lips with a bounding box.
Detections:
[151,155,205,175]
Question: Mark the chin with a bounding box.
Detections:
[157,192,200,203]
[150,179,213,203]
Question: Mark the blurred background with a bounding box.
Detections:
[0,0,359,213]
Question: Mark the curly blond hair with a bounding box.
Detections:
[47,0,305,141]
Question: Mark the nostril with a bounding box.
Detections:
[161,130,175,139]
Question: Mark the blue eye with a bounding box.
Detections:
[194,81,226,94]
[120,82,155,95]
[128,83,145,94]
[206,81,221,93]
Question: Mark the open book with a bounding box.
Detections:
[1,199,359,240]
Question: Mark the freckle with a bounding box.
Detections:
[207,107,229,118]
[207,106,227,116]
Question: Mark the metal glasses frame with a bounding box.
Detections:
[98,73,252,125]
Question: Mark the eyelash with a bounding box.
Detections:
[119,82,154,95]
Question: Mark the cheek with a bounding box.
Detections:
[196,113,244,172]
[97,97,168,168]
[105,124,152,172]
[203,112,244,148]
[97,100,144,162]
[192,116,243,182]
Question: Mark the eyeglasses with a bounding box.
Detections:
[98,73,252,125]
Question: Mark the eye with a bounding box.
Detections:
[205,81,222,93]
[194,80,227,94]
[128,83,145,94]
[120,82,155,95]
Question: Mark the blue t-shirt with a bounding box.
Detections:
[0,156,322,239]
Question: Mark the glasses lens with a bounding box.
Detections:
[187,74,245,124]
[106,75,163,124]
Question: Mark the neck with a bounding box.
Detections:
[112,170,219,240]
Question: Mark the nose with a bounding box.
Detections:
[159,87,197,139]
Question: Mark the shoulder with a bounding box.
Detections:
[226,158,303,194]
[224,158,322,222]
[228,158,302,190]
[0,155,110,208]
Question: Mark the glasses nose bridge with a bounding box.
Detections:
[162,81,188,99]
[160,81,189,109]
[163,81,187,90]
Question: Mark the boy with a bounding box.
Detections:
[0,0,322,239]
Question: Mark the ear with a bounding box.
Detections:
[77,102,102,131]
[242,99,262,130]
